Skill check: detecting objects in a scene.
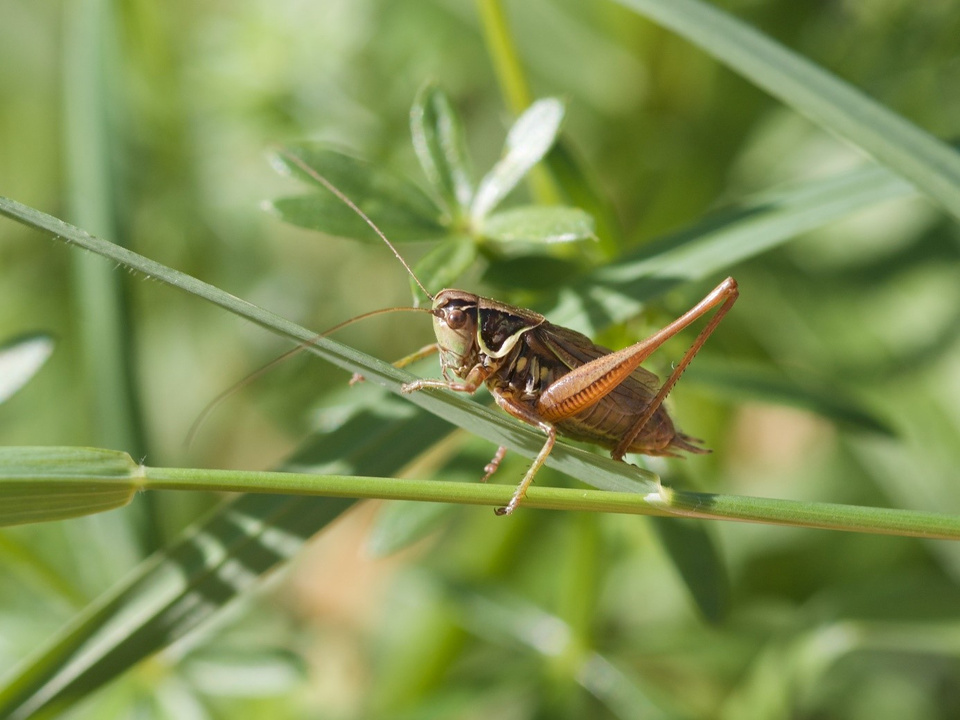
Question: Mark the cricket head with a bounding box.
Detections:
[431,289,480,375]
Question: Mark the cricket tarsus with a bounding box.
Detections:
[481,446,508,483]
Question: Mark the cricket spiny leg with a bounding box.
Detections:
[493,393,557,516]
[613,277,739,460]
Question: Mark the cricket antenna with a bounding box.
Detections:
[186,305,433,450]
[278,150,435,302]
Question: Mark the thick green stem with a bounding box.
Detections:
[141,466,960,540]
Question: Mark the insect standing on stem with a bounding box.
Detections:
[284,153,739,516]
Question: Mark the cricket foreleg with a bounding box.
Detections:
[351,343,440,386]
[492,393,557,516]
[401,363,489,395]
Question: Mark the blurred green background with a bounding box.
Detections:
[3,0,960,718]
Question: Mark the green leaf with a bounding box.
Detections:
[269,193,444,244]
[471,98,565,221]
[269,145,444,243]
[649,517,729,623]
[480,205,596,245]
[613,0,960,222]
[0,334,54,405]
[0,447,139,527]
[367,500,454,558]
[684,359,894,436]
[545,141,623,257]
[0,194,659,498]
[410,236,478,306]
[0,399,445,720]
[411,83,473,217]
[482,256,584,291]
[550,164,918,334]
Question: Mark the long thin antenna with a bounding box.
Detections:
[186,305,432,449]
[279,150,435,301]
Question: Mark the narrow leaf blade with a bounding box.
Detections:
[0,334,54,405]
[409,236,478,306]
[481,205,596,245]
[614,0,960,221]
[411,83,473,216]
[684,360,894,436]
[0,447,139,527]
[471,98,565,221]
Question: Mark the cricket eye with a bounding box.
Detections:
[445,308,467,329]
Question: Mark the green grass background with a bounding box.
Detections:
[2,0,960,718]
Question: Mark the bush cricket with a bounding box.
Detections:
[278,156,740,515]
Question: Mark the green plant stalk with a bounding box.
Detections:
[0,195,660,497]
[139,468,960,539]
[63,0,144,458]
[4,199,960,540]
[475,0,561,206]
[140,468,960,540]
[5,454,960,540]
[474,0,532,116]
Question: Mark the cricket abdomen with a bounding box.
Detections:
[555,402,705,457]
[488,334,706,458]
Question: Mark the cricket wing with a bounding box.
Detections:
[531,322,662,406]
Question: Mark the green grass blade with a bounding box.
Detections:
[649,517,729,623]
[0,447,139,526]
[0,195,658,496]
[554,164,916,332]
[62,0,145,460]
[613,0,960,221]
[0,403,450,719]
[684,360,893,437]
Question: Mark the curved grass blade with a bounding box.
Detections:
[554,164,918,333]
[0,401,450,720]
[613,0,960,221]
[684,359,893,437]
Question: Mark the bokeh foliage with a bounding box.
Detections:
[2,0,960,718]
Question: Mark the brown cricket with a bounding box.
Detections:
[287,154,739,515]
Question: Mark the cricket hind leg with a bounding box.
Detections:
[491,392,557,516]
[613,277,739,461]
